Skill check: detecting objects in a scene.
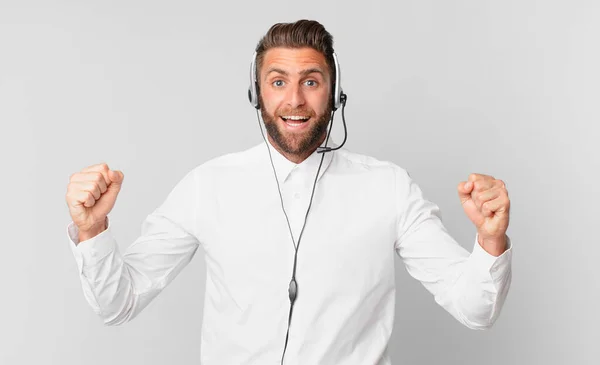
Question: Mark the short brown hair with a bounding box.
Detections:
[255,19,335,87]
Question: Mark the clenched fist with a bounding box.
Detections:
[457,173,510,256]
[66,163,124,241]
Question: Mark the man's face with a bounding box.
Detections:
[258,47,333,160]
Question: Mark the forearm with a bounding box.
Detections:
[70,222,154,325]
[68,212,200,326]
[442,235,513,330]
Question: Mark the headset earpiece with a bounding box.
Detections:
[332,52,343,111]
[248,52,260,109]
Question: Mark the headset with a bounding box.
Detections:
[247,49,348,364]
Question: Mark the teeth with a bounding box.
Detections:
[282,116,309,121]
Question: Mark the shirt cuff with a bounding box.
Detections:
[67,216,117,273]
[470,234,513,279]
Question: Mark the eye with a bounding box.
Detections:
[305,80,317,87]
[273,80,285,87]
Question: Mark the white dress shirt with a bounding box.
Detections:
[67,139,512,365]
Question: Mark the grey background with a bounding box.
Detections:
[1,0,598,364]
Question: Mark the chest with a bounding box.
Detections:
[197,171,398,294]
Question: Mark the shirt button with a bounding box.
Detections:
[293,192,301,199]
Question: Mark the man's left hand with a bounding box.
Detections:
[458,173,510,256]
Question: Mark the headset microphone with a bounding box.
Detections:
[317,93,348,153]
[248,49,348,365]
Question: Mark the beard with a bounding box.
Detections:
[260,96,333,157]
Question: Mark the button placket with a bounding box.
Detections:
[284,172,305,243]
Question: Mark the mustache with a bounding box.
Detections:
[276,108,315,117]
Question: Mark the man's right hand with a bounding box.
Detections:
[66,163,124,241]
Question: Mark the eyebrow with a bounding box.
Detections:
[264,67,325,79]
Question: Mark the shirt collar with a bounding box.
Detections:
[264,137,338,184]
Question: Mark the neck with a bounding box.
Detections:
[267,133,327,164]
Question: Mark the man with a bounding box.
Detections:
[65,20,512,365]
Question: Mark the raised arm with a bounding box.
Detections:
[65,163,201,325]
[393,167,512,330]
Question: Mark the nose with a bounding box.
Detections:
[286,83,306,109]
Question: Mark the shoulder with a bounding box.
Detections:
[182,143,265,182]
[334,148,411,181]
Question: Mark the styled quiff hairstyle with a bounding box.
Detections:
[254,19,336,88]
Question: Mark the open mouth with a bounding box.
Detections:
[280,115,311,129]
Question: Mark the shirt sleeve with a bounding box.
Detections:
[393,166,513,330]
[67,168,202,326]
